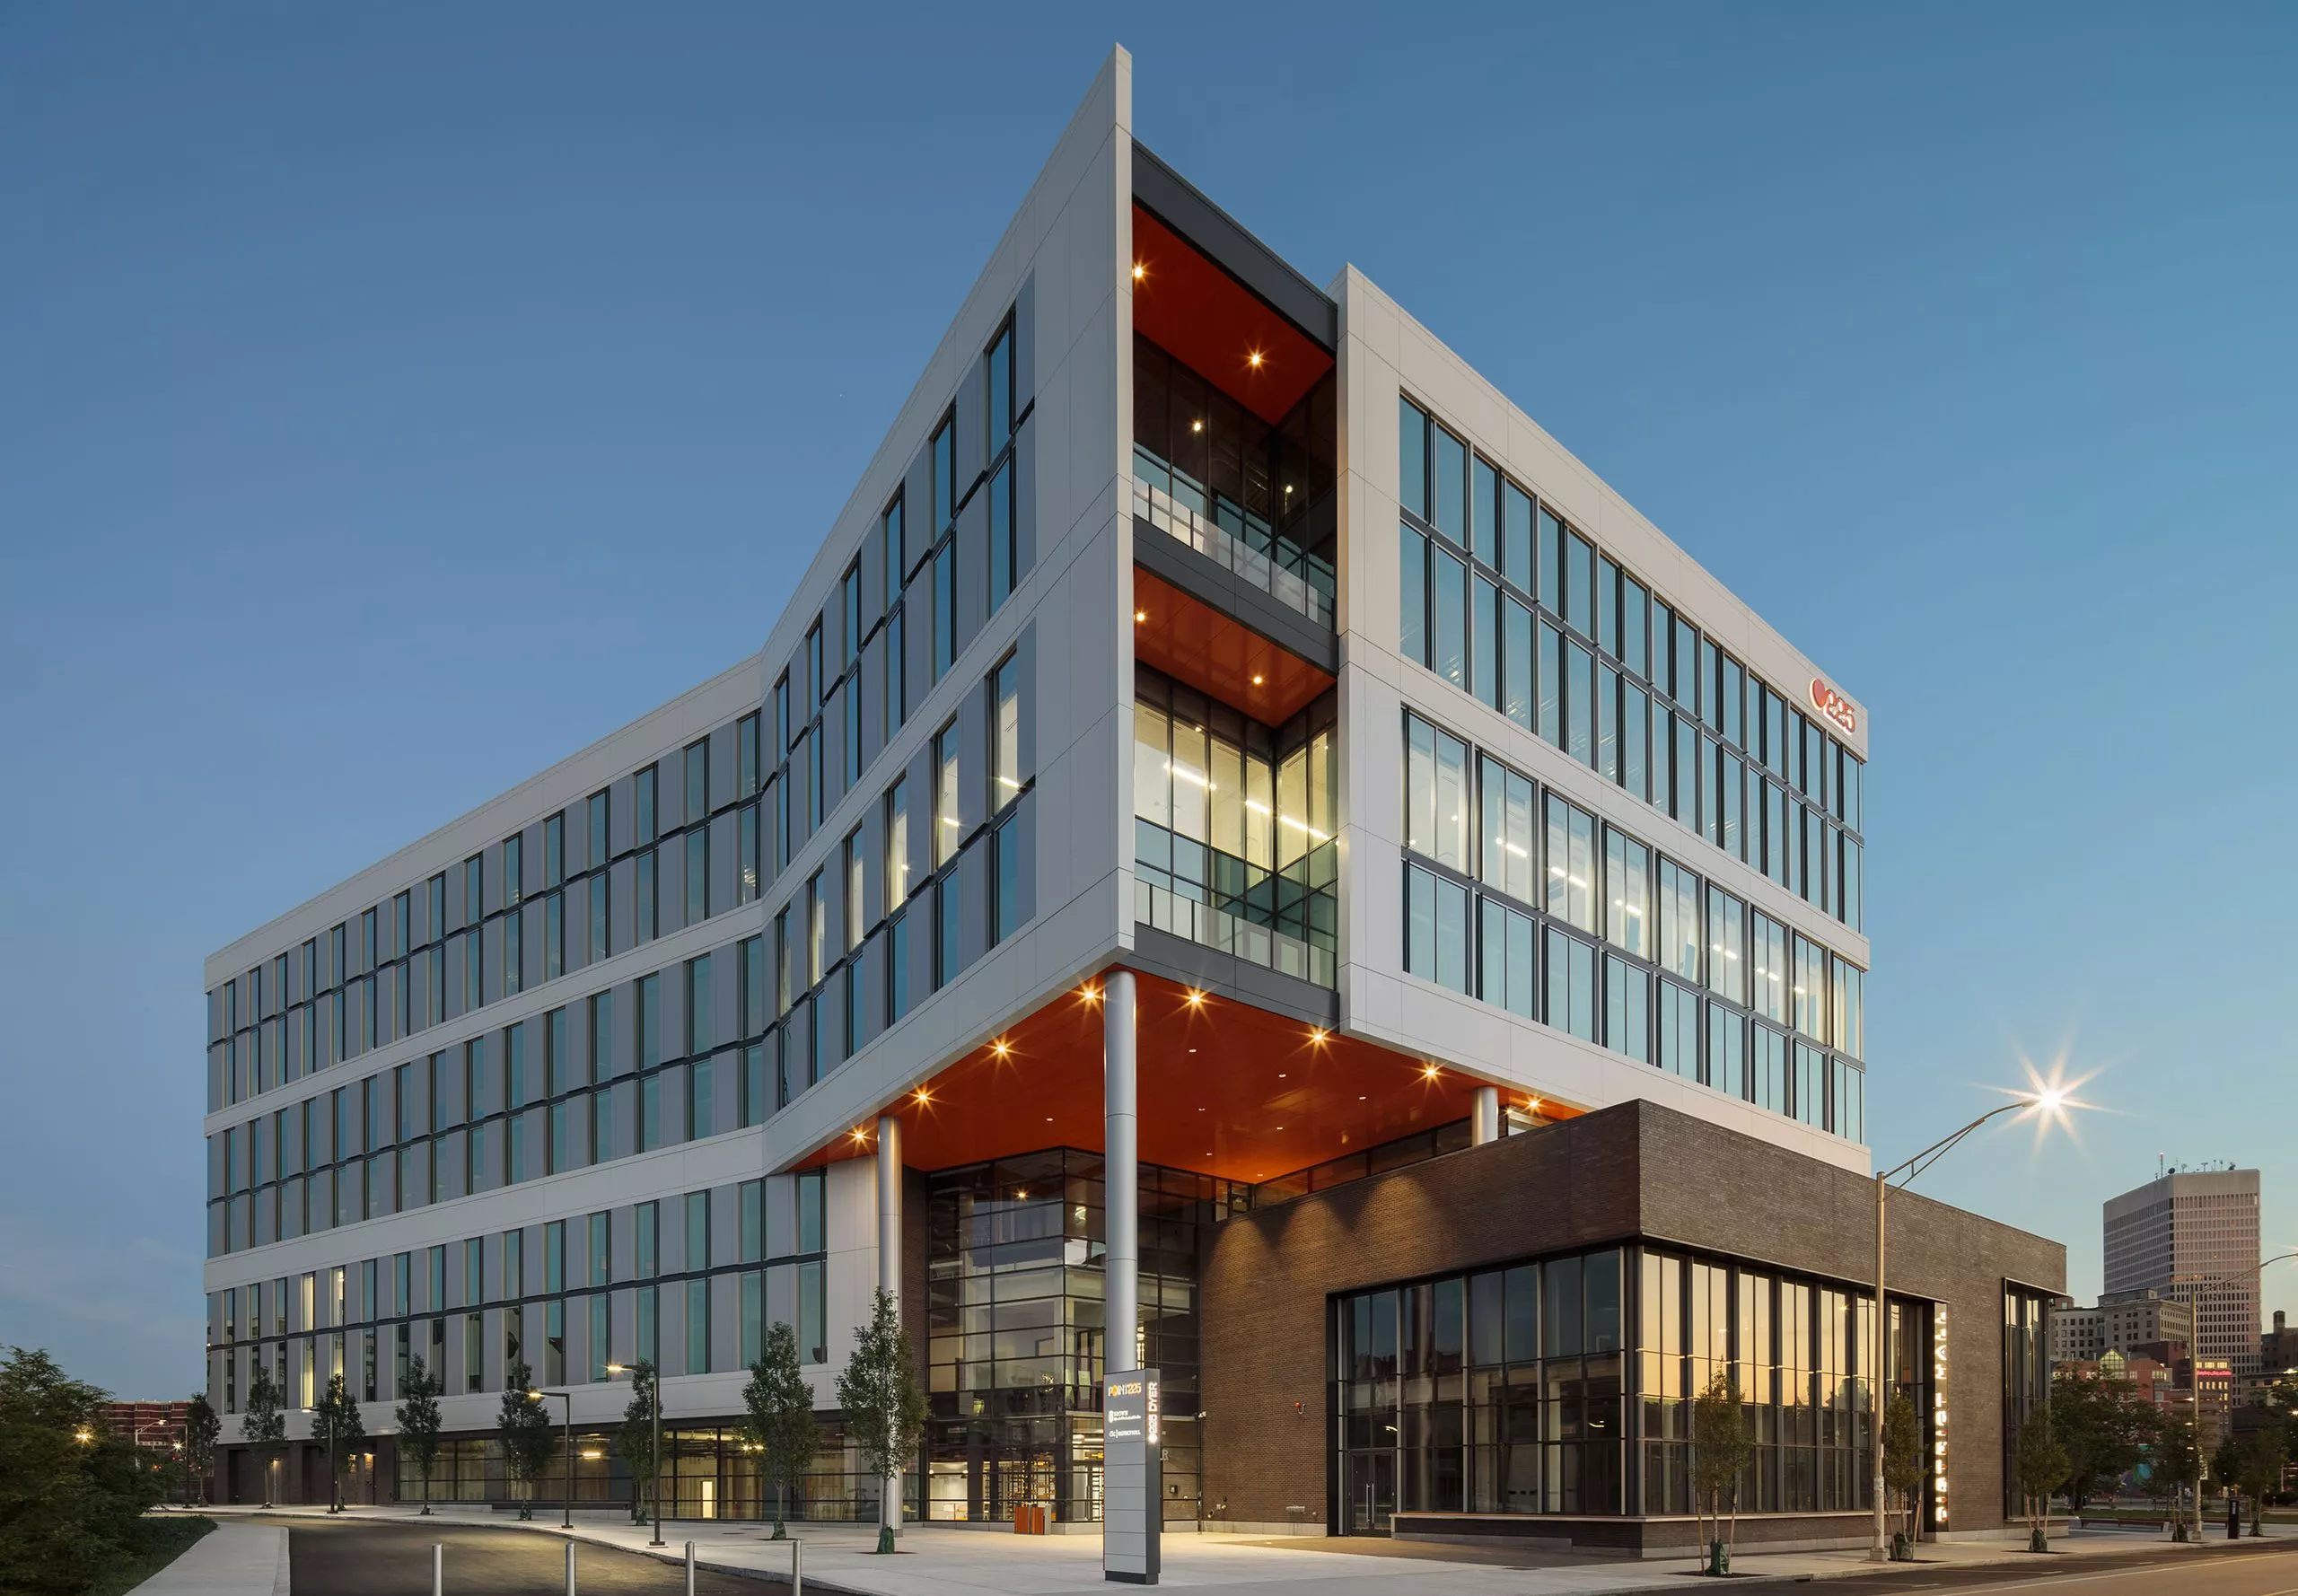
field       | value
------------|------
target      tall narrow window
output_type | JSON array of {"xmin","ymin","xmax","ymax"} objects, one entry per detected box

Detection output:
[
  {"xmin": 806, "ymin": 871, "xmax": 825, "ymax": 986},
  {"xmin": 987, "ymin": 460, "xmax": 1015, "ymax": 611},
  {"xmin": 933, "ymin": 721, "xmax": 960, "ymax": 867},
  {"xmin": 738, "ymin": 713, "xmax": 760, "ymax": 799},
  {"xmin": 845, "ymin": 829, "xmax": 866, "ymax": 953},
  {"xmin": 881, "ymin": 495, "xmax": 908, "ymax": 732},
  {"xmin": 542, "ymin": 814, "xmax": 564, "ymax": 889},
  {"xmin": 884, "ymin": 778, "xmax": 910, "ymax": 909},
  {"xmin": 931, "ymin": 545, "xmax": 954, "ymax": 682},
  {"xmin": 635, "ymin": 766, "xmax": 658, "ymax": 846},
  {"xmin": 588, "ymin": 790, "xmax": 610, "ymax": 866},
  {"xmin": 992, "ymin": 814, "xmax": 1022, "ymax": 946},
  {"xmin": 931, "ymin": 414, "xmax": 955, "ymax": 533},
  {"xmin": 501, "ymin": 837, "xmax": 522, "ymax": 908},
  {"xmin": 990, "ymin": 654, "xmax": 1022, "ymax": 812}
]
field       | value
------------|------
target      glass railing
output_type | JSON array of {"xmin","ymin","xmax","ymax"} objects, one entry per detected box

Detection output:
[
  {"xmin": 1131, "ymin": 446, "xmax": 1336, "ymax": 630},
  {"xmin": 1134, "ymin": 820, "xmax": 1336, "ymax": 987}
]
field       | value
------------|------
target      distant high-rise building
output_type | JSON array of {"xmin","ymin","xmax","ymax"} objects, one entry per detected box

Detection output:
[{"xmin": 2103, "ymin": 1168, "xmax": 2260, "ymax": 1372}]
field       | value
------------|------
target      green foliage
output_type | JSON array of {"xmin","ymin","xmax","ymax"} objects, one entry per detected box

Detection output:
[
  {"xmin": 81, "ymin": 1518, "xmax": 215, "ymax": 1596},
  {"xmin": 240, "ymin": 1365, "xmax": 285, "ymax": 1506},
  {"xmin": 612, "ymin": 1362, "xmax": 658, "ymax": 1524},
  {"xmin": 311, "ymin": 1374, "xmax": 365, "ymax": 1510},
  {"xmin": 2012, "ymin": 1407, "xmax": 2069, "ymax": 1544},
  {"xmin": 496, "ymin": 1358, "xmax": 555, "ymax": 1521},
  {"xmin": 0, "ymin": 1346, "xmax": 167, "ymax": 1596},
  {"xmin": 2150, "ymin": 1410, "xmax": 2201, "ymax": 1539},
  {"xmin": 392, "ymin": 1357, "xmax": 443, "ymax": 1513},
  {"xmin": 741, "ymin": 1324, "xmax": 820, "ymax": 1539},
  {"xmin": 1881, "ymin": 1391, "xmax": 1925, "ymax": 1543},
  {"xmin": 180, "ymin": 1395, "xmax": 219, "ymax": 1508},
  {"xmin": 2223, "ymin": 1421, "xmax": 2287, "ymax": 1533},
  {"xmin": 1688, "ymin": 1372, "xmax": 1751, "ymax": 1562},
  {"xmin": 835, "ymin": 1290, "xmax": 925, "ymax": 1554},
  {"xmin": 2048, "ymin": 1370, "xmax": 2154, "ymax": 1508}
]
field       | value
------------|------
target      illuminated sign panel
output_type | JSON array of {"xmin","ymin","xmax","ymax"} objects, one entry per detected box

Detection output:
[
  {"xmin": 1103, "ymin": 1370, "xmax": 1162, "ymax": 1584},
  {"xmin": 1931, "ymin": 1307, "xmax": 1949, "ymax": 1528},
  {"xmin": 1810, "ymin": 678, "xmax": 1858, "ymax": 736}
]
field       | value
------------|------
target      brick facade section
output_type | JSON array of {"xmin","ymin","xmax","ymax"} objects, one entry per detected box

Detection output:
[{"xmin": 1198, "ymin": 1099, "xmax": 2063, "ymax": 1541}]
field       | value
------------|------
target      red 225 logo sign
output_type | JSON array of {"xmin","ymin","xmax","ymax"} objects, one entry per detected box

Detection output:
[{"xmin": 1808, "ymin": 680, "xmax": 1857, "ymax": 736}]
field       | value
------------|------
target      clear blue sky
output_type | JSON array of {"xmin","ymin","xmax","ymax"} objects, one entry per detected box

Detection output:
[{"xmin": 3, "ymin": 4, "xmax": 2292, "ymax": 1396}]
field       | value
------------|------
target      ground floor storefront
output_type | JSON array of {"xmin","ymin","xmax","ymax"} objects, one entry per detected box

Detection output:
[{"xmin": 1199, "ymin": 1100, "xmax": 2065, "ymax": 1553}]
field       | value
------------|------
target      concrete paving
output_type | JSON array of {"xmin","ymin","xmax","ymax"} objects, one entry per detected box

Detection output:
[
  {"xmin": 123, "ymin": 1522, "xmax": 288, "ymax": 1596},
  {"xmin": 197, "ymin": 1504, "xmax": 2298, "ymax": 1596}
]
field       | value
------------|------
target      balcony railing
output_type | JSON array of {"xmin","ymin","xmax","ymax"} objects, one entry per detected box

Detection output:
[
  {"xmin": 1130, "ymin": 452, "xmax": 1336, "ymax": 630},
  {"xmin": 1134, "ymin": 822, "xmax": 1337, "ymax": 987}
]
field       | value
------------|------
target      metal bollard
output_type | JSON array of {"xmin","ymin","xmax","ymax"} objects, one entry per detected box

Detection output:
[
  {"xmin": 431, "ymin": 1544, "xmax": 443, "ymax": 1596},
  {"xmin": 565, "ymin": 1539, "xmax": 577, "ymax": 1595},
  {"xmin": 684, "ymin": 1539, "xmax": 696, "ymax": 1596},
  {"xmin": 793, "ymin": 1537, "xmax": 802, "ymax": 1596}
]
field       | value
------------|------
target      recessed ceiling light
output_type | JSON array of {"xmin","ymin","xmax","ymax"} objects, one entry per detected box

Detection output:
[
  {"xmin": 1251, "ymin": 673, "xmax": 1265, "ymax": 686},
  {"xmin": 1134, "ymin": 609, "xmax": 1146, "ymax": 623},
  {"xmin": 1277, "ymin": 1073, "xmax": 1286, "ymax": 1079},
  {"xmin": 1186, "ymin": 988, "xmax": 1205, "ymax": 1006},
  {"xmin": 1191, "ymin": 419, "xmax": 1203, "ymax": 434},
  {"xmin": 1309, "ymin": 1028, "xmax": 1328, "ymax": 1045},
  {"xmin": 1132, "ymin": 263, "xmax": 1146, "ymax": 281},
  {"xmin": 1423, "ymin": 1064, "xmax": 1441, "ymax": 1080},
  {"xmin": 1247, "ymin": 351, "xmax": 1264, "ymax": 369}
]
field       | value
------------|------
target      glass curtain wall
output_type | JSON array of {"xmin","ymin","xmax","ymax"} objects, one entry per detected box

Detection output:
[
  {"xmin": 1132, "ymin": 667, "xmax": 1338, "ymax": 985},
  {"xmin": 1336, "ymin": 1246, "xmax": 1927, "ymax": 1531},
  {"xmin": 1132, "ymin": 334, "xmax": 1337, "ymax": 601},
  {"xmin": 925, "ymin": 1149, "xmax": 1248, "ymax": 1525},
  {"xmin": 2000, "ymin": 1287, "xmax": 2051, "ymax": 1521}
]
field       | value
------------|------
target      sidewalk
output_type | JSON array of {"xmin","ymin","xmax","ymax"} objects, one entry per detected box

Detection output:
[
  {"xmin": 206, "ymin": 1504, "xmax": 2297, "ymax": 1595},
  {"xmin": 124, "ymin": 1523, "xmax": 288, "ymax": 1596}
]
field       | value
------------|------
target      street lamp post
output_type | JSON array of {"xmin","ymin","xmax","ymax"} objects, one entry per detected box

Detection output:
[
  {"xmin": 604, "ymin": 1363, "xmax": 664, "ymax": 1547},
  {"xmin": 531, "ymin": 1389, "xmax": 575, "ymax": 1530},
  {"xmin": 1868, "ymin": 1088, "xmax": 2069, "ymax": 1563}
]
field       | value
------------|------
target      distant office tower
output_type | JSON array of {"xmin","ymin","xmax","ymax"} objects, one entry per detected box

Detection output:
[{"xmin": 2103, "ymin": 1169, "xmax": 2260, "ymax": 1372}]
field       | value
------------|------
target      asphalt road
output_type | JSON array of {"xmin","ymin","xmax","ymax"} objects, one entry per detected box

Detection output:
[{"xmin": 271, "ymin": 1516, "xmax": 777, "ymax": 1594}]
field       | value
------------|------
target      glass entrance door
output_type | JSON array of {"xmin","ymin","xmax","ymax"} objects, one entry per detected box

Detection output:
[{"xmin": 1344, "ymin": 1449, "xmax": 1395, "ymax": 1532}]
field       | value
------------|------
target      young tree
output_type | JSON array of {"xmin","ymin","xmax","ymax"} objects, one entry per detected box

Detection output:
[
  {"xmin": 741, "ymin": 1323, "xmax": 820, "ymax": 1540},
  {"xmin": 1688, "ymin": 1372, "xmax": 1751, "ymax": 1574},
  {"xmin": 2012, "ymin": 1407, "xmax": 2068, "ymax": 1552},
  {"xmin": 2152, "ymin": 1413, "xmax": 2200, "ymax": 1542},
  {"xmin": 393, "ymin": 1356, "xmax": 444, "ymax": 1515},
  {"xmin": 496, "ymin": 1358, "xmax": 556, "ymax": 1521},
  {"xmin": 836, "ymin": 1289, "xmax": 926, "ymax": 1554},
  {"xmin": 311, "ymin": 1373, "xmax": 366, "ymax": 1513},
  {"xmin": 1881, "ymin": 1391, "xmax": 1925, "ymax": 1556},
  {"xmin": 612, "ymin": 1361, "xmax": 659, "ymax": 1525},
  {"xmin": 2049, "ymin": 1371, "xmax": 2152, "ymax": 1509},
  {"xmin": 2228, "ymin": 1422, "xmax": 2286, "ymax": 1537},
  {"xmin": 240, "ymin": 1364, "xmax": 286, "ymax": 1507},
  {"xmin": 182, "ymin": 1392, "xmax": 221, "ymax": 1509}
]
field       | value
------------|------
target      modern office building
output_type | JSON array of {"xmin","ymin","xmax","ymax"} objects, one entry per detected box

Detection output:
[
  {"xmin": 2048, "ymin": 1290, "xmax": 2193, "ymax": 1367},
  {"xmin": 200, "ymin": 49, "xmax": 2064, "ymax": 1552},
  {"xmin": 2104, "ymin": 1168, "xmax": 2262, "ymax": 1373}
]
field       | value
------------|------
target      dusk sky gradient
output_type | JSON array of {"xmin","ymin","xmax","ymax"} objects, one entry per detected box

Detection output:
[{"xmin": 3, "ymin": 4, "xmax": 2292, "ymax": 1395}]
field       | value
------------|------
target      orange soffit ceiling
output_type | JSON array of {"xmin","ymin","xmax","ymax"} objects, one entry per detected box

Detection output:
[
  {"xmin": 1132, "ymin": 570, "xmax": 1333, "ymax": 723},
  {"xmin": 1131, "ymin": 206, "xmax": 1330, "ymax": 426},
  {"xmin": 810, "ymin": 973, "xmax": 1562, "ymax": 1186}
]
